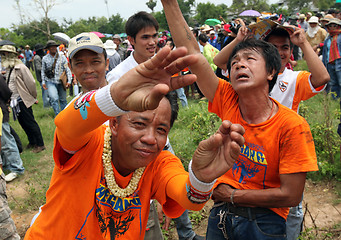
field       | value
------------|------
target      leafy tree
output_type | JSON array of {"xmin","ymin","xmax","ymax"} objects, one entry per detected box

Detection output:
[
  {"xmin": 13, "ymin": 19, "xmax": 62, "ymax": 47},
  {"xmin": 229, "ymin": 0, "xmax": 270, "ymax": 15},
  {"xmin": 0, "ymin": 28, "xmax": 25, "ymax": 47},
  {"xmin": 146, "ymin": 0, "xmax": 157, "ymax": 12},
  {"xmin": 195, "ymin": 3, "xmax": 228, "ymax": 25},
  {"xmin": 14, "ymin": 0, "xmax": 66, "ymax": 39}
]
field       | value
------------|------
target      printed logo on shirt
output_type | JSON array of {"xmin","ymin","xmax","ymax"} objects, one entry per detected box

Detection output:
[
  {"xmin": 76, "ymin": 182, "xmax": 142, "ymax": 240},
  {"xmin": 232, "ymin": 144, "xmax": 268, "ymax": 187},
  {"xmin": 279, "ymin": 80, "xmax": 288, "ymax": 92},
  {"xmin": 74, "ymin": 91, "xmax": 96, "ymax": 120}
]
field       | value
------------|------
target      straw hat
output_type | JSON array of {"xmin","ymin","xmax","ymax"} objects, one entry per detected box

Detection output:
[{"xmin": 0, "ymin": 45, "xmax": 17, "ymax": 54}]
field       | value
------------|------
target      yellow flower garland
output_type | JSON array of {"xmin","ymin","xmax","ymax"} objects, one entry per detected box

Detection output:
[{"xmin": 102, "ymin": 127, "xmax": 145, "ymax": 198}]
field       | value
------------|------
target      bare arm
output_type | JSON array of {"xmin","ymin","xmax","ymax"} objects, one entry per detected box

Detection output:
[
  {"xmin": 290, "ymin": 26, "xmax": 330, "ymax": 88},
  {"xmin": 161, "ymin": 0, "xmax": 218, "ymax": 102},
  {"xmin": 212, "ymin": 172, "xmax": 306, "ymax": 208}
]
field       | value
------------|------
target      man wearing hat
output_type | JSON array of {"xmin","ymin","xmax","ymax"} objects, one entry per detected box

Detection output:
[
  {"xmin": 41, "ymin": 40, "xmax": 72, "ymax": 116},
  {"xmin": 298, "ymin": 14, "xmax": 308, "ymax": 32},
  {"xmin": 112, "ymin": 34, "xmax": 127, "ymax": 61},
  {"xmin": 0, "ymin": 45, "xmax": 45, "ymax": 154},
  {"xmin": 306, "ymin": 16, "xmax": 327, "ymax": 51},
  {"xmin": 104, "ymin": 40, "xmax": 121, "ymax": 72},
  {"xmin": 24, "ymin": 45, "xmax": 34, "ymax": 70},
  {"xmin": 322, "ymin": 18, "xmax": 341, "ymax": 100}
]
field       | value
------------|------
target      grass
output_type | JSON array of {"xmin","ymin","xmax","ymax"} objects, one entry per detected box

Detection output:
[{"xmin": 6, "ymin": 63, "xmax": 341, "ymax": 239}]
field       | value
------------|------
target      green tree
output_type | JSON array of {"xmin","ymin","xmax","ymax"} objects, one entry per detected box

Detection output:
[
  {"xmin": 229, "ymin": 0, "xmax": 270, "ymax": 15},
  {"xmin": 195, "ymin": 3, "xmax": 228, "ymax": 25}
]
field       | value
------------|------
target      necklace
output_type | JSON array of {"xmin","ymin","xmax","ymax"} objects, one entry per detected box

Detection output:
[
  {"xmin": 266, "ymin": 99, "xmax": 275, "ymax": 121},
  {"xmin": 102, "ymin": 127, "xmax": 145, "ymax": 198}
]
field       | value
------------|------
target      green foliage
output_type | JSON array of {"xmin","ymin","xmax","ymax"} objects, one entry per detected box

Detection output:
[
  {"xmin": 229, "ymin": 0, "xmax": 270, "ymax": 15},
  {"xmin": 169, "ymin": 99, "xmax": 220, "ymax": 168},
  {"xmin": 299, "ymin": 93, "xmax": 341, "ymax": 181},
  {"xmin": 194, "ymin": 3, "xmax": 228, "ymax": 25}
]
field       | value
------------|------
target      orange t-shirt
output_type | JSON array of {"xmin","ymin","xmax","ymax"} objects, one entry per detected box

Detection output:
[
  {"xmin": 209, "ymin": 79, "xmax": 318, "ymax": 220},
  {"xmin": 25, "ymin": 91, "xmax": 205, "ymax": 240}
]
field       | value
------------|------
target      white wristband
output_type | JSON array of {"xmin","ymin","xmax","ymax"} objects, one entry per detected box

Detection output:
[
  {"xmin": 188, "ymin": 160, "xmax": 216, "ymax": 193},
  {"xmin": 95, "ymin": 84, "xmax": 129, "ymax": 117}
]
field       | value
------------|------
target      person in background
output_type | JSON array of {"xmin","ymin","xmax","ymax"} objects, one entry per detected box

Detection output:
[
  {"xmin": 41, "ymin": 40, "xmax": 72, "ymax": 116},
  {"xmin": 0, "ymin": 45, "xmax": 46, "ymax": 154},
  {"xmin": 306, "ymin": 16, "xmax": 327, "ymax": 54},
  {"xmin": 112, "ymin": 34, "xmax": 127, "ymax": 61},
  {"xmin": 322, "ymin": 18, "xmax": 341, "ymax": 99},
  {"xmin": 0, "ymin": 74, "xmax": 25, "ymax": 182},
  {"xmin": 298, "ymin": 14, "xmax": 308, "ymax": 32},
  {"xmin": 199, "ymin": 34, "xmax": 219, "ymax": 72},
  {"xmin": 24, "ymin": 45, "xmax": 34, "ymax": 70},
  {"xmin": 33, "ymin": 44, "xmax": 49, "ymax": 108},
  {"xmin": 104, "ymin": 40, "xmax": 121, "ymax": 72}
]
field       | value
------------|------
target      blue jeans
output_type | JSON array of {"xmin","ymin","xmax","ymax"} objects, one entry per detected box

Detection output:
[
  {"xmin": 46, "ymin": 81, "xmax": 67, "ymax": 116},
  {"xmin": 175, "ymin": 88, "xmax": 188, "ymax": 107},
  {"xmin": 207, "ymin": 202, "xmax": 287, "ymax": 240},
  {"xmin": 174, "ymin": 210, "xmax": 196, "ymax": 240},
  {"xmin": 0, "ymin": 122, "xmax": 25, "ymax": 174},
  {"xmin": 39, "ymin": 82, "xmax": 50, "ymax": 108},
  {"xmin": 327, "ymin": 63, "xmax": 341, "ymax": 99},
  {"xmin": 286, "ymin": 200, "xmax": 303, "ymax": 240}
]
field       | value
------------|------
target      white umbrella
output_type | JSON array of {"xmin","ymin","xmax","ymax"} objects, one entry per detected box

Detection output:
[{"xmin": 52, "ymin": 32, "xmax": 71, "ymax": 44}]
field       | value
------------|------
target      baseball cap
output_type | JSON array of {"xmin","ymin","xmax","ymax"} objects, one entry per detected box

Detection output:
[{"xmin": 68, "ymin": 32, "xmax": 104, "ymax": 59}]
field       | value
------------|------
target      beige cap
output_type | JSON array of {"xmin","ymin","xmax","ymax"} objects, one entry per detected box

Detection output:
[
  {"xmin": 68, "ymin": 32, "xmax": 104, "ymax": 59},
  {"xmin": 308, "ymin": 16, "xmax": 319, "ymax": 23}
]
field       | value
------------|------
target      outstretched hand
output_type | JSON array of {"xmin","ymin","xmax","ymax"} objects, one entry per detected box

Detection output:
[
  {"xmin": 191, "ymin": 121, "xmax": 245, "ymax": 183},
  {"xmin": 110, "ymin": 46, "xmax": 198, "ymax": 112}
]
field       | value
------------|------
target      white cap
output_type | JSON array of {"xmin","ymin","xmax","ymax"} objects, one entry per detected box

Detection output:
[
  {"xmin": 104, "ymin": 40, "xmax": 117, "ymax": 56},
  {"xmin": 68, "ymin": 32, "xmax": 104, "ymax": 59}
]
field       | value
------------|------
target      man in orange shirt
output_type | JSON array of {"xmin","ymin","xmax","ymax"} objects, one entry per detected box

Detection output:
[
  {"xmin": 24, "ymin": 32, "xmax": 245, "ymax": 240},
  {"xmin": 161, "ymin": 0, "xmax": 318, "ymax": 239}
]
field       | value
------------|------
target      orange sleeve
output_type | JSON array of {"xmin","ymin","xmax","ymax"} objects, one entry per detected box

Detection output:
[{"xmin": 54, "ymin": 91, "xmax": 109, "ymax": 152}]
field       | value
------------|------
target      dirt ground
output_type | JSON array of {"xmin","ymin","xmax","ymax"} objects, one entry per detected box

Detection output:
[{"xmin": 6, "ymin": 179, "xmax": 341, "ymax": 239}]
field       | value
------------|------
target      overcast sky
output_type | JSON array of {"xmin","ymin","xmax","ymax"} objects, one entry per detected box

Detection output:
[{"xmin": 0, "ymin": 0, "xmax": 237, "ymax": 29}]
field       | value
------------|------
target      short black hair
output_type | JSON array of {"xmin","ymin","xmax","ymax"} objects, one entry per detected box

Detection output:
[
  {"xmin": 227, "ymin": 38, "xmax": 281, "ymax": 93},
  {"xmin": 125, "ymin": 11, "xmax": 159, "ymax": 39},
  {"xmin": 198, "ymin": 34, "xmax": 208, "ymax": 43},
  {"xmin": 264, "ymin": 27, "xmax": 294, "ymax": 49}
]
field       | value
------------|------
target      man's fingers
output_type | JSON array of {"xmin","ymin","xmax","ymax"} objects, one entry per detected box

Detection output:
[
  {"xmin": 169, "ymin": 74, "xmax": 197, "ymax": 91},
  {"xmin": 165, "ymin": 54, "xmax": 199, "ymax": 76},
  {"xmin": 144, "ymin": 84, "xmax": 170, "ymax": 110}
]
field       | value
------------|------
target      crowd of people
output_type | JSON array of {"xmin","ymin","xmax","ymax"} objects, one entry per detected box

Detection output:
[{"xmin": 0, "ymin": 3, "xmax": 339, "ymax": 240}]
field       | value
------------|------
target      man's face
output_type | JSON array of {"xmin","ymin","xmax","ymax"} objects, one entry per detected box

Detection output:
[
  {"xmin": 309, "ymin": 23, "xmax": 318, "ymax": 28},
  {"xmin": 128, "ymin": 26, "xmax": 158, "ymax": 62},
  {"xmin": 49, "ymin": 46, "xmax": 57, "ymax": 55},
  {"xmin": 70, "ymin": 49, "xmax": 108, "ymax": 93},
  {"xmin": 110, "ymin": 98, "xmax": 171, "ymax": 176},
  {"xmin": 230, "ymin": 48, "xmax": 273, "ymax": 94},
  {"xmin": 113, "ymin": 38, "xmax": 121, "ymax": 47},
  {"xmin": 267, "ymin": 35, "xmax": 291, "ymax": 73}
]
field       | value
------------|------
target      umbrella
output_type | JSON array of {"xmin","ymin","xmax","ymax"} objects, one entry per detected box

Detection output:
[
  {"xmin": 239, "ymin": 10, "xmax": 261, "ymax": 17},
  {"xmin": 119, "ymin": 33, "xmax": 127, "ymax": 38},
  {"xmin": 52, "ymin": 32, "xmax": 70, "ymax": 44},
  {"xmin": 91, "ymin": 31, "xmax": 105, "ymax": 38},
  {"xmin": 205, "ymin": 18, "xmax": 221, "ymax": 26},
  {"xmin": 0, "ymin": 40, "xmax": 15, "ymax": 46}
]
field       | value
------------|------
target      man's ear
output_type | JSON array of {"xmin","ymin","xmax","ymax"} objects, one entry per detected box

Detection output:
[
  {"xmin": 105, "ymin": 58, "xmax": 109, "ymax": 72},
  {"xmin": 109, "ymin": 118, "xmax": 119, "ymax": 136},
  {"xmin": 127, "ymin": 36, "xmax": 135, "ymax": 47},
  {"xmin": 267, "ymin": 69, "xmax": 276, "ymax": 81}
]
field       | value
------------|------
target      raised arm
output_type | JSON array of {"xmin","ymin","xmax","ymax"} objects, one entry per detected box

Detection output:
[
  {"xmin": 161, "ymin": 0, "xmax": 218, "ymax": 102},
  {"xmin": 290, "ymin": 26, "xmax": 330, "ymax": 88},
  {"xmin": 214, "ymin": 26, "xmax": 250, "ymax": 71}
]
